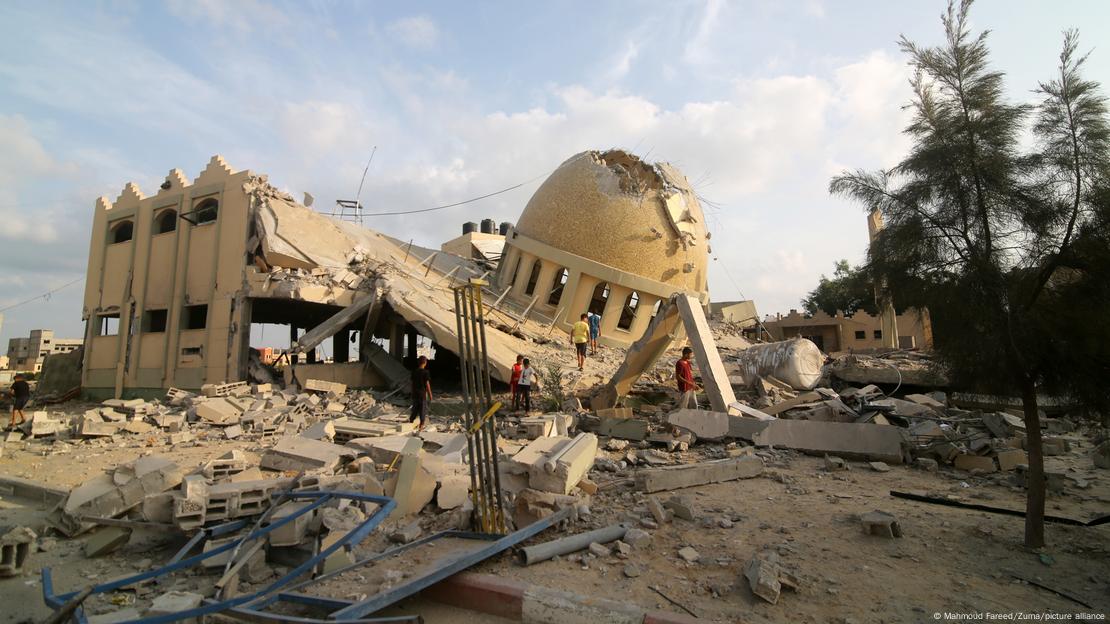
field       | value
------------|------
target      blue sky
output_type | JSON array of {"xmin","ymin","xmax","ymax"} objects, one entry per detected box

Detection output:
[{"xmin": 1, "ymin": 0, "xmax": 1107, "ymax": 348}]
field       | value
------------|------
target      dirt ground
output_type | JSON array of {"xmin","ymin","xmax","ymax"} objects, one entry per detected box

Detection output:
[{"xmin": 1, "ymin": 400, "xmax": 1107, "ymax": 624}]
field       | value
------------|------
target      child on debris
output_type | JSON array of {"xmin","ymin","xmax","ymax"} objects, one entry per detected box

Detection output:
[
  {"xmin": 409, "ymin": 356, "xmax": 432, "ymax": 431},
  {"xmin": 675, "ymin": 347, "xmax": 698, "ymax": 409},
  {"xmin": 571, "ymin": 314, "xmax": 589, "ymax": 371},
  {"xmin": 7, "ymin": 374, "xmax": 30, "ymax": 431},
  {"xmin": 587, "ymin": 311, "xmax": 602, "ymax": 355},
  {"xmin": 510, "ymin": 354, "xmax": 524, "ymax": 411},
  {"xmin": 517, "ymin": 358, "xmax": 536, "ymax": 414}
]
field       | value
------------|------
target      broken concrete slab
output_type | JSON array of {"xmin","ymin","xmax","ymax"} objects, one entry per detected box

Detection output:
[
  {"xmin": 751, "ymin": 420, "xmax": 906, "ymax": 464},
  {"xmin": 260, "ymin": 436, "xmax": 356, "ymax": 473},
  {"xmin": 147, "ymin": 591, "xmax": 203, "ymax": 619},
  {"xmin": 59, "ymin": 456, "xmax": 184, "ymax": 536},
  {"xmin": 954, "ymin": 454, "xmax": 997, "ymax": 473},
  {"xmin": 85, "ymin": 526, "xmax": 132, "ymax": 557},
  {"xmin": 304, "ymin": 378, "xmax": 347, "ymax": 394},
  {"xmin": 860, "ymin": 510, "xmax": 903, "ymax": 538},
  {"xmin": 635, "ymin": 456, "xmax": 763, "ymax": 493},
  {"xmin": 996, "ymin": 449, "xmax": 1027, "ymax": 471},
  {"xmin": 759, "ymin": 391, "xmax": 822, "ymax": 416},
  {"xmin": 436, "ymin": 474, "xmax": 470, "ymax": 510},
  {"xmin": 667, "ymin": 409, "xmax": 728, "ymax": 441},
  {"xmin": 743, "ymin": 553, "xmax": 799, "ymax": 605},
  {"xmin": 598, "ymin": 416, "xmax": 649, "ymax": 441}
]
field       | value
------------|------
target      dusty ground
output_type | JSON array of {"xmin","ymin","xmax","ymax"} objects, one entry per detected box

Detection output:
[{"xmin": 1, "ymin": 399, "xmax": 1107, "ymax": 624}]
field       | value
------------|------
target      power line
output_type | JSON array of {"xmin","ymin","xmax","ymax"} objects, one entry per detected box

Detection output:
[{"xmin": 0, "ymin": 277, "xmax": 85, "ymax": 313}]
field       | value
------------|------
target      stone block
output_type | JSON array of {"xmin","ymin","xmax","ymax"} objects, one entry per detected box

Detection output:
[
  {"xmin": 663, "ymin": 496, "xmax": 695, "ymax": 521},
  {"xmin": 598, "ymin": 417, "xmax": 649, "ymax": 441},
  {"xmin": 1094, "ymin": 441, "xmax": 1110, "ymax": 469},
  {"xmin": 268, "ymin": 501, "xmax": 315, "ymax": 547},
  {"xmin": 195, "ymin": 398, "xmax": 243, "ymax": 425},
  {"xmin": 305, "ymin": 379, "xmax": 347, "ymax": 394},
  {"xmin": 860, "ymin": 510, "xmax": 903, "ymax": 537},
  {"xmin": 635, "ymin": 456, "xmax": 763, "ymax": 493},
  {"xmin": 0, "ymin": 527, "xmax": 36, "ymax": 577},
  {"xmin": 677, "ymin": 546, "xmax": 699, "ymax": 563},
  {"xmin": 954, "ymin": 454, "xmax": 996, "ymax": 473},
  {"xmin": 996, "ymin": 449, "xmax": 1027, "ymax": 471},
  {"xmin": 667, "ymin": 409, "xmax": 728, "ymax": 440},
  {"xmin": 148, "ymin": 591, "xmax": 203, "ymax": 620},
  {"xmin": 528, "ymin": 433, "xmax": 598, "ymax": 495},
  {"xmin": 436, "ymin": 474, "xmax": 470, "ymax": 510}
]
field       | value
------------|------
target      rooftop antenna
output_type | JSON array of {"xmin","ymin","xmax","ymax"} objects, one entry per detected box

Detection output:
[{"xmin": 335, "ymin": 146, "xmax": 376, "ymax": 226}]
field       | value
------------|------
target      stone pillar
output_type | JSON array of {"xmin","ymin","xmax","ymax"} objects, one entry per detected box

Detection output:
[
  {"xmin": 389, "ymin": 321, "xmax": 405, "ymax": 359},
  {"xmin": 333, "ymin": 329, "xmax": 349, "ymax": 363},
  {"xmin": 533, "ymin": 260, "xmax": 561, "ymax": 308},
  {"xmin": 568, "ymin": 274, "xmax": 601, "ymax": 322},
  {"xmin": 406, "ymin": 326, "xmax": 418, "ymax": 362},
  {"xmin": 511, "ymin": 252, "xmax": 537, "ymax": 299},
  {"xmin": 627, "ymin": 292, "xmax": 659, "ymax": 340},
  {"xmin": 601, "ymin": 284, "xmax": 632, "ymax": 336}
]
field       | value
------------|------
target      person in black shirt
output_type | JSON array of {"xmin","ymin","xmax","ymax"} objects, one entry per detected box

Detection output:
[
  {"xmin": 8, "ymin": 374, "xmax": 30, "ymax": 430},
  {"xmin": 409, "ymin": 356, "xmax": 432, "ymax": 431}
]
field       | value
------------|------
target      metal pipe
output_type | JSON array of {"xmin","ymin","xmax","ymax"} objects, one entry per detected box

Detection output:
[
  {"xmin": 467, "ymin": 286, "xmax": 499, "ymax": 532},
  {"xmin": 517, "ymin": 524, "xmax": 628, "ymax": 566}
]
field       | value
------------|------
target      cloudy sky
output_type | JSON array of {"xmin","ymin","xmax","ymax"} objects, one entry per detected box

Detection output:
[{"xmin": 1, "ymin": 0, "xmax": 1107, "ymax": 347}]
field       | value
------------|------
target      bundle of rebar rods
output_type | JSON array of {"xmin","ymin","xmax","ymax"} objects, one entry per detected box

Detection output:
[{"xmin": 453, "ymin": 278, "xmax": 508, "ymax": 533}]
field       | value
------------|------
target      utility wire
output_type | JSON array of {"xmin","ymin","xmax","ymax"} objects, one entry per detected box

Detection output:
[
  {"xmin": 356, "ymin": 171, "xmax": 551, "ymax": 217},
  {"xmin": 0, "ymin": 277, "xmax": 85, "ymax": 313}
]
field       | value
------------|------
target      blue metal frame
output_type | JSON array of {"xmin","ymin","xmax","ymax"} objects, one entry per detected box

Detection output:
[
  {"xmin": 42, "ymin": 491, "xmax": 396, "ymax": 624},
  {"xmin": 238, "ymin": 506, "xmax": 573, "ymax": 621}
]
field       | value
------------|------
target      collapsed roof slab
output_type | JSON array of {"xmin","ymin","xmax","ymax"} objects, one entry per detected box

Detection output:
[{"xmin": 249, "ymin": 182, "xmax": 551, "ymax": 384}]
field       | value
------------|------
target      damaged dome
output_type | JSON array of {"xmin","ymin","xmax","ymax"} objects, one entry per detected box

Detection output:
[{"xmin": 512, "ymin": 149, "xmax": 709, "ymax": 292}]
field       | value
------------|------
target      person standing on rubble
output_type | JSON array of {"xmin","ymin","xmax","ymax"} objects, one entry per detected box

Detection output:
[
  {"xmin": 409, "ymin": 356, "xmax": 432, "ymax": 431},
  {"xmin": 587, "ymin": 311, "xmax": 602, "ymax": 355},
  {"xmin": 675, "ymin": 347, "xmax": 698, "ymax": 409},
  {"xmin": 510, "ymin": 354, "xmax": 524, "ymax": 412},
  {"xmin": 517, "ymin": 357, "xmax": 536, "ymax": 413},
  {"xmin": 571, "ymin": 313, "xmax": 590, "ymax": 371},
  {"xmin": 7, "ymin": 373, "xmax": 30, "ymax": 430}
]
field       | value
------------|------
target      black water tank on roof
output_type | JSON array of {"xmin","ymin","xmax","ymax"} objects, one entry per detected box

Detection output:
[
  {"xmin": 462, "ymin": 222, "xmax": 478, "ymax": 235},
  {"xmin": 499, "ymin": 221, "xmax": 512, "ymax": 235},
  {"xmin": 480, "ymin": 218, "xmax": 496, "ymax": 234}
]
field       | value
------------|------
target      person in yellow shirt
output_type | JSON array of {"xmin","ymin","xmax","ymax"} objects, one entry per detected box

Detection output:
[{"xmin": 570, "ymin": 313, "xmax": 590, "ymax": 371}]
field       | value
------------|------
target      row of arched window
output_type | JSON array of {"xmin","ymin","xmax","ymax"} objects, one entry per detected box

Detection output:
[
  {"xmin": 108, "ymin": 198, "xmax": 219, "ymax": 244},
  {"xmin": 514, "ymin": 258, "xmax": 660, "ymax": 331}
]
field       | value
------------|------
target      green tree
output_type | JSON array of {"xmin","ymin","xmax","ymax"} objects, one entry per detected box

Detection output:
[
  {"xmin": 830, "ymin": 1, "xmax": 1109, "ymax": 548},
  {"xmin": 801, "ymin": 260, "xmax": 877, "ymax": 316}
]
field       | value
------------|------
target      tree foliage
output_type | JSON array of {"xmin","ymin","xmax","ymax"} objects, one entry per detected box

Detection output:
[
  {"xmin": 801, "ymin": 260, "xmax": 877, "ymax": 317},
  {"xmin": 830, "ymin": 0, "xmax": 1110, "ymax": 548}
]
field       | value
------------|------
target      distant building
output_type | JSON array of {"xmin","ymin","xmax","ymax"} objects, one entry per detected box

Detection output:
[
  {"xmin": 761, "ymin": 308, "xmax": 933, "ymax": 354},
  {"xmin": 5, "ymin": 329, "xmax": 83, "ymax": 372}
]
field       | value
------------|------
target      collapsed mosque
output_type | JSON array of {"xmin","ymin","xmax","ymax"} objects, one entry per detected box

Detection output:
[{"xmin": 79, "ymin": 151, "xmax": 711, "ymax": 399}]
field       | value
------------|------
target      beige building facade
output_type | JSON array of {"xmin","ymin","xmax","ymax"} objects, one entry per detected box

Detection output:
[
  {"xmin": 5, "ymin": 329, "xmax": 82, "ymax": 373},
  {"xmin": 762, "ymin": 308, "xmax": 933, "ymax": 354},
  {"xmin": 495, "ymin": 150, "xmax": 710, "ymax": 348}
]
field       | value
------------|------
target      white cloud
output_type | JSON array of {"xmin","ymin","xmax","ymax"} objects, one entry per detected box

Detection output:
[
  {"xmin": 608, "ymin": 40, "xmax": 641, "ymax": 80},
  {"xmin": 386, "ymin": 15, "xmax": 439, "ymax": 49},
  {"xmin": 684, "ymin": 0, "xmax": 726, "ymax": 67}
]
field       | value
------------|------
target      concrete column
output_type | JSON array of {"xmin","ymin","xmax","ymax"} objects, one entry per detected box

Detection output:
[
  {"xmin": 498, "ymin": 246, "xmax": 520, "ymax": 290},
  {"xmin": 389, "ymin": 321, "xmax": 405, "ymax": 359},
  {"xmin": 533, "ymin": 260, "xmax": 561, "ymax": 308},
  {"xmin": 568, "ymin": 274, "xmax": 601, "ymax": 323},
  {"xmin": 406, "ymin": 326, "xmax": 418, "ymax": 362},
  {"xmin": 511, "ymin": 252, "xmax": 538, "ymax": 299},
  {"xmin": 333, "ymin": 329, "xmax": 349, "ymax": 363},
  {"xmin": 627, "ymin": 292, "xmax": 659, "ymax": 340},
  {"xmin": 601, "ymin": 284, "xmax": 632, "ymax": 336}
]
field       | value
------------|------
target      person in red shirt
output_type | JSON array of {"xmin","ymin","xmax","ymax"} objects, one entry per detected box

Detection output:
[
  {"xmin": 675, "ymin": 347, "xmax": 698, "ymax": 409},
  {"xmin": 510, "ymin": 354, "xmax": 524, "ymax": 411}
]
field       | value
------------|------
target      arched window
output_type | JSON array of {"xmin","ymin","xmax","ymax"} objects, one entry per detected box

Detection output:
[
  {"xmin": 154, "ymin": 209, "xmax": 177, "ymax": 234},
  {"xmin": 589, "ymin": 282, "xmax": 610, "ymax": 315},
  {"xmin": 650, "ymin": 299, "xmax": 663, "ymax": 321},
  {"xmin": 524, "ymin": 261, "xmax": 542, "ymax": 296},
  {"xmin": 618, "ymin": 291, "xmax": 639, "ymax": 330},
  {"xmin": 194, "ymin": 198, "xmax": 219, "ymax": 225},
  {"xmin": 110, "ymin": 220, "xmax": 133, "ymax": 244},
  {"xmin": 548, "ymin": 267, "xmax": 568, "ymax": 306}
]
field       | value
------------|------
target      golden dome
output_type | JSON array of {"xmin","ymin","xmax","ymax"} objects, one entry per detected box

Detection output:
[{"xmin": 513, "ymin": 150, "xmax": 709, "ymax": 293}]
